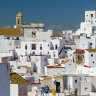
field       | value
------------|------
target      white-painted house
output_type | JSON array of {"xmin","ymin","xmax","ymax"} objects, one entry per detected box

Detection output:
[
  {"xmin": 64, "ymin": 75, "xmax": 91, "ymax": 96},
  {"xmin": 16, "ymin": 35, "xmax": 65, "ymax": 59},
  {"xmin": 73, "ymin": 11, "xmax": 96, "ymax": 37},
  {"xmin": 79, "ymin": 34, "xmax": 96, "ymax": 49},
  {"xmin": 85, "ymin": 49, "xmax": 96, "ymax": 67},
  {"xmin": 62, "ymin": 30, "xmax": 73, "ymax": 41},
  {"xmin": 10, "ymin": 72, "xmax": 32, "ymax": 96}
]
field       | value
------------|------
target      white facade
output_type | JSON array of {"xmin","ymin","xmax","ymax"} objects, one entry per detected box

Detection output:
[
  {"xmin": 79, "ymin": 34, "xmax": 96, "ymax": 49},
  {"xmin": 10, "ymin": 84, "xmax": 28, "ymax": 96},
  {"xmin": 10, "ymin": 55, "xmax": 49, "ymax": 74},
  {"xmin": 16, "ymin": 36, "xmax": 65, "ymax": 59},
  {"xmin": 62, "ymin": 30, "xmax": 73, "ymax": 41},
  {"xmin": 23, "ymin": 23, "xmax": 53, "ymax": 41},
  {"xmin": 73, "ymin": 11, "xmax": 96, "ymax": 37},
  {"xmin": 66, "ymin": 75, "xmax": 91, "ymax": 96},
  {"xmin": 85, "ymin": 50, "xmax": 96, "ymax": 67}
]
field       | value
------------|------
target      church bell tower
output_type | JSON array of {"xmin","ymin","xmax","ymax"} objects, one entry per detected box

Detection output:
[{"xmin": 16, "ymin": 11, "xmax": 23, "ymax": 28}]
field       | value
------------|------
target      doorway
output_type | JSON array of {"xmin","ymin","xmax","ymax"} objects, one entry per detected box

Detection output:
[{"xmin": 56, "ymin": 82, "xmax": 60, "ymax": 93}]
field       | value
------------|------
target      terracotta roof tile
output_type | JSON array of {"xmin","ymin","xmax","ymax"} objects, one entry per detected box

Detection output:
[
  {"xmin": 10, "ymin": 72, "xmax": 31, "ymax": 84},
  {"xmin": 73, "ymin": 49, "xmax": 85, "ymax": 54},
  {"xmin": 51, "ymin": 33, "xmax": 65, "ymax": 37},
  {"xmin": 0, "ymin": 28, "xmax": 23, "ymax": 35},
  {"xmin": 47, "ymin": 66, "xmax": 63, "ymax": 68},
  {"xmin": 86, "ymin": 49, "xmax": 96, "ymax": 52},
  {"xmin": 21, "ymin": 66, "xmax": 31, "ymax": 69}
]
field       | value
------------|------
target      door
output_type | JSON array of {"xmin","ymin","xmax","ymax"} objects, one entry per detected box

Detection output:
[{"xmin": 56, "ymin": 82, "xmax": 60, "ymax": 93}]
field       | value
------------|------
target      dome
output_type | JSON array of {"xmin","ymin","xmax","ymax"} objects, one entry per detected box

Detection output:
[{"xmin": 16, "ymin": 12, "xmax": 22, "ymax": 17}]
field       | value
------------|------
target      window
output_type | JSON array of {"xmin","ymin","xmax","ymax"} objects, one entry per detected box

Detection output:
[
  {"xmin": 91, "ymin": 54, "xmax": 93, "ymax": 57},
  {"xmin": 7, "ymin": 37, "xmax": 10, "ymax": 39},
  {"xmin": 18, "ymin": 66, "xmax": 20, "ymax": 69},
  {"xmin": 25, "ymin": 45, "xmax": 27, "ymax": 50},
  {"xmin": 75, "ymin": 80, "xmax": 77, "ymax": 83},
  {"xmin": 55, "ymin": 45, "xmax": 58, "ymax": 50},
  {"xmin": 90, "ymin": 43, "xmax": 92, "ymax": 45},
  {"xmin": 40, "ymin": 44, "xmax": 42, "ymax": 50},
  {"xmin": 9, "ymin": 42, "xmax": 12, "ymax": 46},
  {"xmin": 65, "ymin": 51, "xmax": 67, "ymax": 54},
  {"xmin": 16, "ymin": 37, "xmax": 19, "ymax": 40},
  {"xmin": 91, "ymin": 14, "xmax": 93, "ymax": 17},
  {"xmin": 85, "ymin": 87, "xmax": 88, "ymax": 91},
  {"xmin": 40, "ymin": 47, "xmax": 42, "ymax": 50},
  {"xmin": 32, "ymin": 44, "xmax": 36, "ymax": 50},
  {"xmin": 32, "ymin": 52, "xmax": 35, "ymax": 55},
  {"xmin": 45, "ymin": 58, "xmax": 47, "ymax": 61},
  {"xmin": 18, "ymin": 19, "xmax": 20, "ymax": 25}
]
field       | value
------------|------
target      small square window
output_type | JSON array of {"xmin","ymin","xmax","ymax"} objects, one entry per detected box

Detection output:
[
  {"xmin": 85, "ymin": 87, "xmax": 88, "ymax": 91},
  {"xmin": 25, "ymin": 45, "xmax": 27, "ymax": 50},
  {"xmin": 32, "ymin": 52, "xmax": 35, "ymax": 55},
  {"xmin": 91, "ymin": 14, "xmax": 93, "ymax": 17},
  {"xmin": 65, "ymin": 51, "xmax": 67, "ymax": 54},
  {"xmin": 90, "ymin": 43, "xmax": 92, "ymax": 45},
  {"xmin": 32, "ymin": 44, "xmax": 36, "ymax": 50},
  {"xmin": 40, "ymin": 47, "xmax": 42, "ymax": 50},
  {"xmin": 91, "ymin": 54, "xmax": 93, "ymax": 57},
  {"xmin": 75, "ymin": 80, "xmax": 77, "ymax": 83}
]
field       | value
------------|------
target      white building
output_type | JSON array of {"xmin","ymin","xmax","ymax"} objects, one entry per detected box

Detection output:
[
  {"xmin": 64, "ymin": 75, "xmax": 91, "ymax": 96},
  {"xmin": 62, "ymin": 30, "xmax": 73, "ymax": 41},
  {"xmin": 79, "ymin": 33, "xmax": 96, "ymax": 49},
  {"xmin": 10, "ymin": 72, "xmax": 31, "ymax": 96},
  {"xmin": 10, "ymin": 55, "xmax": 49, "ymax": 74},
  {"xmin": 16, "ymin": 35, "xmax": 65, "ymax": 59},
  {"xmin": 73, "ymin": 11, "xmax": 96, "ymax": 37},
  {"xmin": 85, "ymin": 49, "xmax": 96, "ymax": 67}
]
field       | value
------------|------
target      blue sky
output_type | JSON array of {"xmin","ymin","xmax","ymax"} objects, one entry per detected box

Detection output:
[{"xmin": 0, "ymin": 0, "xmax": 96, "ymax": 31}]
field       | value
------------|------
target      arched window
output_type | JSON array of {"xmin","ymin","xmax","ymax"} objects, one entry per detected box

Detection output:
[{"xmin": 18, "ymin": 19, "xmax": 20, "ymax": 25}]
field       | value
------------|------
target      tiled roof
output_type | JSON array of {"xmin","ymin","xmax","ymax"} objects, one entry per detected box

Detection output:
[
  {"xmin": 0, "ymin": 28, "xmax": 23, "ymax": 35},
  {"xmin": 31, "ymin": 82, "xmax": 41, "ymax": 85},
  {"xmin": 47, "ymin": 66, "xmax": 63, "ymax": 68},
  {"xmin": 51, "ymin": 33, "xmax": 65, "ymax": 37},
  {"xmin": 61, "ymin": 59, "xmax": 70, "ymax": 64},
  {"xmin": 10, "ymin": 72, "xmax": 31, "ymax": 84},
  {"xmin": 73, "ymin": 49, "xmax": 85, "ymax": 54},
  {"xmin": 86, "ymin": 49, "xmax": 96, "ymax": 52},
  {"xmin": 40, "ymin": 75, "xmax": 64, "ymax": 80},
  {"xmin": 21, "ymin": 66, "xmax": 31, "ymax": 69}
]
